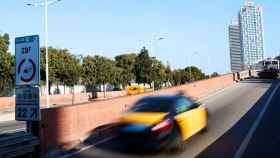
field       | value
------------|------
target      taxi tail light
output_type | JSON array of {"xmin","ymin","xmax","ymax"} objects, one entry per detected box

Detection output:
[{"xmin": 151, "ymin": 118, "xmax": 173, "ymax": 133}]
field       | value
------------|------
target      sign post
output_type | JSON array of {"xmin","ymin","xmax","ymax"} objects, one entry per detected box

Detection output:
[{"xmin": 15, "ymin": 35, "xmax": 41, "ymax": 157}]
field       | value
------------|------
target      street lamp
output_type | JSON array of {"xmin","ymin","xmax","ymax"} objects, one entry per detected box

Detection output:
[
  {"xmin": 188, "ymin": 51, "xmax": 199, "ymax": 82},
  {"xmin": 150, "ymin": 37, "xmax": 165, "ymax": 91},
  {"xmin": 149, "ymin": 37, "xmax": 165, "ymax": 57},
  {"xmin": 138, "ymin": 37, "xmax": 165, "ymax": 91},
  {"xmin": 26, "ymin": 0, "xmax": 62, "ymax": 108}
]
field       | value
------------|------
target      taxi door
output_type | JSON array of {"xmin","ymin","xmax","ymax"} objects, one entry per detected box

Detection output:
[{"xmin": 175, "ymin": 99, "xmax": 207, "ymax": 141}]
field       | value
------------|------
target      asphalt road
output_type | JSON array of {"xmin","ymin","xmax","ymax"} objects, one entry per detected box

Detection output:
[
  {"xmin": 64, "ymin": 79, "xmax": 277, "ymax": 158},
  {"xmin": 198, "ymin": 79, "xmax": 280, "ymax": 158}
]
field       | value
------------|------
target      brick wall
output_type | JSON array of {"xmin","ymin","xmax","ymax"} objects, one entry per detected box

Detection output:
[{"xmin": 39, "ymin": 74, "xmax": 235, "ymax": 153}]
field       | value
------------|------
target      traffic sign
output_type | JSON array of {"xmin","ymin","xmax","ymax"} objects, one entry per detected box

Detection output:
[
  {"xmin": 15, "ymin": 86, "xmax": 41, "ymax": 121},
  {"xmin": 15, "ymin": 35, "xmax": 40, "ymax": 86}
]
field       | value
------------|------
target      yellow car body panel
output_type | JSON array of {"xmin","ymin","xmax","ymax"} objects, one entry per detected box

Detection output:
[
  {"xmin": 175, "ymin": 107, "xmax": 207, "ymax": 141},
  {"xmin": 127, "ymin": 86, "xmax": 145, "ymax": 95},
  {"xmin": 119, "ymin": 112, "xmax": 168, "ymax": 125}
]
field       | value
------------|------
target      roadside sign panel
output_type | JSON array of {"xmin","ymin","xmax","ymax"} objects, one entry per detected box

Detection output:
[
  {"xmin": 15, "ymin": 35, "xmax": 40, "ymax": 86},
  {"xmin": 15, "ymin": 86, "xmax": 41, "ymax": 121}
]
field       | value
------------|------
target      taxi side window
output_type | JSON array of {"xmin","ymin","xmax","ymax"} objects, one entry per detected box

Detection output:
[{"xmin": 175, "ymin": 98, "xmax": 194, "ymax": 113}]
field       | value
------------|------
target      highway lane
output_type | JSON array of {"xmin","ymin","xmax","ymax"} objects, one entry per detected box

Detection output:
[
  {"xmin": 242, "ymin": 80, "xmax": 280, "ymax": 158},
  {"xmin": 197, "ymin": 79, "xmax": 280, "ymax": 158},
  {"xmin": 64, "ymin": 79, "xmax": 274, "ymax": 158}
]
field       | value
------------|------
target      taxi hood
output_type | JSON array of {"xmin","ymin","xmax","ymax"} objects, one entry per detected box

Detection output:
[{"xmin": 119, "ymin": 112, "xmax": 169, "ymax": 125}]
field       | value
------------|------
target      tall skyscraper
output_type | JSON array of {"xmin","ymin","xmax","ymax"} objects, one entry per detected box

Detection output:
[
  {"xmin": 239, "ymin": 0, "xmax": 265, "ymax": 68},
  {"xmin": 229, "ymin": 22, "xmax": 243, "ymax": 72},
  {"xmin": 229, "ymin": 0, "xmax": 265, "ymax": 72}
]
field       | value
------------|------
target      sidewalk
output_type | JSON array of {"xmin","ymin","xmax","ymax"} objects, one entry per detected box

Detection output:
[{"xmin": 0, "ymin": 108, "xmax": 15, "ymax": 123}]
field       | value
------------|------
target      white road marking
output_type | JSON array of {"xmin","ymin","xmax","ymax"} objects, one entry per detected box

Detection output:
[
  {"xmin": 233, "ymin": 81, "xmax": 280, "ymax": 158},
  {"xmin": 59, "ymin": 135, "xmax": 117, "ymax": 158},
  {"xmin": 198, "ymin": 83, "xmax": 237, "ymax": 102}
]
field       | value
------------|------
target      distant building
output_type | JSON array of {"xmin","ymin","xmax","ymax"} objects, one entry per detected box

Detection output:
[
  {"xmin": 239, "ymin": 0, "xmax": 265, "ymax": 69},
  {"xmin": 229, "ymin": 22, "xmax": 243, "ymax": 72},
  {"xmin": 229, "ymin": 0, "xmax": 265, "ymax": 72}
]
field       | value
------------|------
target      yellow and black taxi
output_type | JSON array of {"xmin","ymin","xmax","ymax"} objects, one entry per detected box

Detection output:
[{"xmin": 118, "ymin": 94, "xmax": 208, "ymax": 150}]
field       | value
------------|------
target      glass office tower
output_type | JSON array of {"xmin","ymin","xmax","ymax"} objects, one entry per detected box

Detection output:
[{"xmin": 239, "ymin": 0, "xmax": 265, "ymax": 69}]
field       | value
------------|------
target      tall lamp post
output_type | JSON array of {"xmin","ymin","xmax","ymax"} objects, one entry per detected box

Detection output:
[
  {"xmin": 139, "ymin": 37, "xmax": 165, "ymax": 91},
  {"xmin": 26, "ymin": 0, "xmax": 62, "ymax": 108},
  {"xmin": 188, "ymin": 51, "xmax": 199, "ymax": 82},
  {"xmin": 150, "ymin": 37, "xmax": 165, "ymax": 91}
]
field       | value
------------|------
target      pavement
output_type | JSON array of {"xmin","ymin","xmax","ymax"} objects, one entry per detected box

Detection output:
[
  {"xmin": 0, "ymin": 120, "xmax": 25, "ymax": 134},
  {"xmin": 0, "ymin": 108, "xmax": 26, "ymax": 134},
  {"xmin": 0, "ymin": 108, "xmax": 15, "ymax": 123},
  {"xmin": 60, "ymin": 79, "xmax": 277, "ymax": 158}
]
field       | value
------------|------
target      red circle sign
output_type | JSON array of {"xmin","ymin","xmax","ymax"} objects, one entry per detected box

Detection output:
[{"xmin": 17, "ymin": 58, "xmax": 36, "ymax": 82}]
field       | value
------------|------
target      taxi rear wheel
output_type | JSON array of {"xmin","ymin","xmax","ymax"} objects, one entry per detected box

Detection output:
[{"xmin": 168, "ymin": 123, "xmax": 185, "ymax": 152}]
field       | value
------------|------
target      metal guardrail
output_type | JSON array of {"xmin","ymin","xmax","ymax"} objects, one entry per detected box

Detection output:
[{"xmin": 0, "ymin": 131, "xmax": 39, "ymax": 158}]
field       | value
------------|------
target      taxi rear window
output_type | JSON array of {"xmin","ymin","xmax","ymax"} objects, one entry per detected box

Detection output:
[{"xmin": 130, "ymin": 98, "xmax": 174, "ymax": 112}]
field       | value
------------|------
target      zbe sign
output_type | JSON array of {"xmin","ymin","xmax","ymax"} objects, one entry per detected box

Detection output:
[{"xmin": 15, "ymin": 35, "xmax": 40, "ymax": 86}]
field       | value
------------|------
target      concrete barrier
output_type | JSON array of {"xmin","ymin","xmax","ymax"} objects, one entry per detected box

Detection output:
[
  {"xmin": 232, "ymin": 70, "xmax": 260, "ymax": 82},
  {"xmin": 39, "ymin": 74, "xmax": 235, "ymax": 154}
]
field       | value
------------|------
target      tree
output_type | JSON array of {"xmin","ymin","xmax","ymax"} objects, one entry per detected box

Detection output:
[
  {"xmin": 134, "ymin": 47, "xmax": 153, "ymax": 85},
  {"xmin": 165, "ymin": 62, "xmax": 172, "ymax": 86},
  {"xmin": 185, "ymin": 66, "xmax": 206, "ymax": 81},
  {"xmin": 170, "ymin": 66, "xmax": 206, "ymax": 86},
  {"xmin": 110, "ymin": 66, "xmax": 125, "ymax": 88},
  {"xmin": 56, "ymin": 50, "xmax": 81, "ymax": 87},
  {"xmin": 115, "ymin": 53, "xmax": 137, "ymax": 85},
  {"xmin": 91, "ymin": 55, "xmax": 117, "ymax": 97},
  {"xmin": 0, "ymin": 33, "xmax": 9, "ymax": 53},
  {"xmin": 40, "ymin": 47, "xmax": 82, "ymax": 95},
  {"xmin": 171, "ymin": 69, "xmax": 184, "ymax": 86},
  {"xmin": 211, "ymin": 72, "xmax": 220, "ymax": 77},
  {"xmin": 151, "ymin": 58, "xmax": 167, "ymax": 89},
  {"xmin": 82, "ymin": 55, "xmax": 99, "ymax": 99},
  {"xmin": 40, "ymin": 47, "xmax": 59, "ymax": 92},
  {"xmin": 0, "ymin": 33, "xmax": 14, "ymax": 96}
]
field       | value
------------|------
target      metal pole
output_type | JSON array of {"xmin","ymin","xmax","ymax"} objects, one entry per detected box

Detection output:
[
  {"xmin": 189, "ymin": 65, "xmax": 192, "ymax": 82},
  {"xmin": 150, "ymin": 40, "xmax": 155, "ymax": 92},
  {"xmin": 45, "ymin": 0, "xmax": 50, "ymax": 108},
  {"xmin": 187, "ymin": 56, "xmax": 192, "ymax": 82}
]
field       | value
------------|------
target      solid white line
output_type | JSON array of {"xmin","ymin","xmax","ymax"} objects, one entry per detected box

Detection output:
[
  {"xmin": 233, "ymin": 81, "xmax": 280, "ymax": 158},
  {"xmin": 59, "ymin": 135, "xmax": 116, "ymax": 158},
  {"xmin": 198, "ymin": 83, "xmax": 238, "ymax": 102}
]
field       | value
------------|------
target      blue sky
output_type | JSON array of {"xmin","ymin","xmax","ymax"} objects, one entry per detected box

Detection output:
[{"xmin": 0, "ymin": 0, "xmax": 279, "ymax": 74}]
